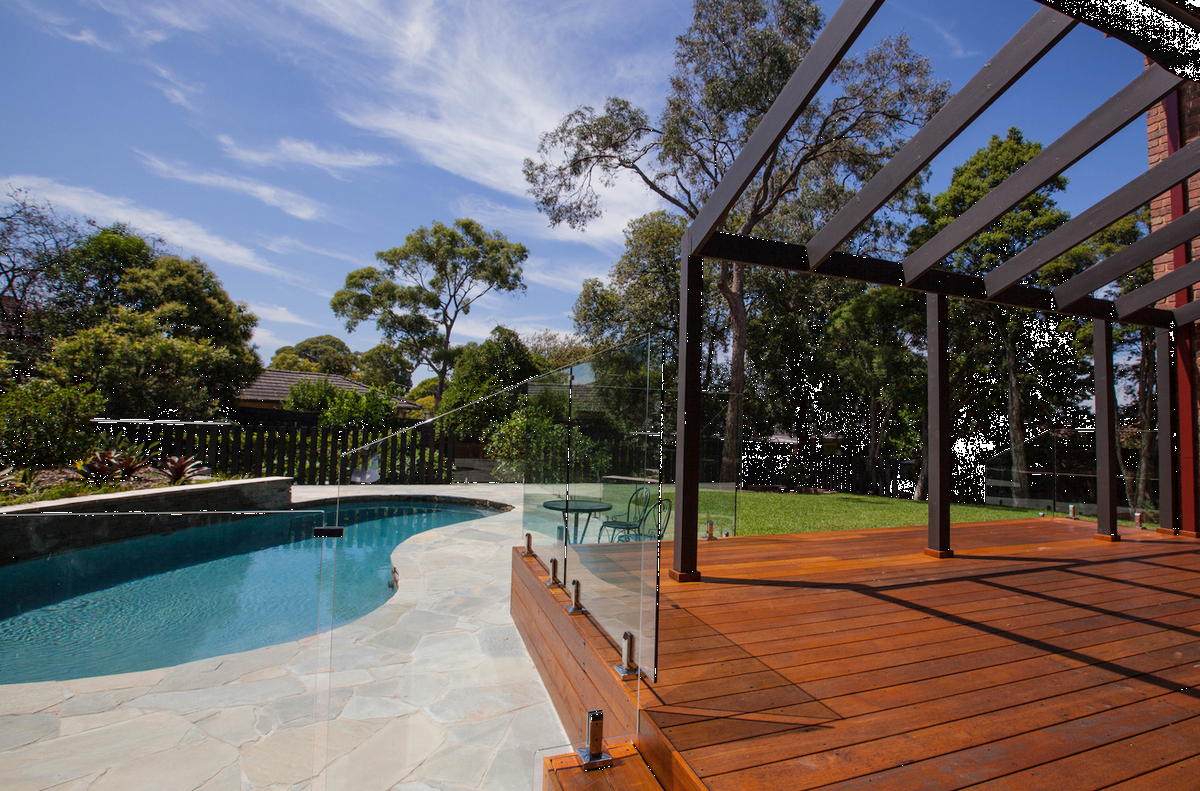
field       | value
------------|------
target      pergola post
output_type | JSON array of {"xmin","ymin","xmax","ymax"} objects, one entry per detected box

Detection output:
[
  {"xmin": 1094, "ymin": 320, "xmax": 1120, "ymax": 541},
  {"xmin": 671, "ymin": 253, "xmax": 703, "ymax": 582},
  {"xmin": 1178, "ymin": 328, "xmax": 1200, "ymax": 536},
  {"xmin": 1157, "ymin": 328, "xmax": 1181, "ymax": 535},
  {"xmin": 926, "ymin": 294, "xmax": 952, "ymax": 558}
]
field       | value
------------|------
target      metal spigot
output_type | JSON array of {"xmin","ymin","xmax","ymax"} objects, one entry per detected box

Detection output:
[
  {"xmin": 522, "ymin": 532, "xmax": 536, "ymax": 556},
  {"xmin": 613, "ymin": 631, "xmax": 639, "ymax": 679},
  {"xmin": 545, "ymin": 557, "xmax": 563, "ymax": 588},
  {"xmin": 567, "ymin": 579, "xmax": 586, "ymax": 614},
  {"xmin": 575, "ymin": 710, "xmax": 613, "ymax": 771}
]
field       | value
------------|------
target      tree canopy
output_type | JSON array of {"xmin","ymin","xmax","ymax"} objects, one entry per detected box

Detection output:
[
  {"xmin": 331, "ymin": 218, "xmax": 527, "ymax": 409},
  {"xmin": 526, "ymin": 0, "xmax": 947, "ymax": 478},
  {"xmin": 439, "ymin": 326, "xmax": 544, "ymax": 440}
]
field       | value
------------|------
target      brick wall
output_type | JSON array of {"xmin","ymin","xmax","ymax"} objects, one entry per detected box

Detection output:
[
  {"xmin": 1148, "ymin": 80, "xmax": 1200, "ymax": 307},
  {"xmin": 1147, "ymin": 76, "xmax": 1200, "ymax": 529}
]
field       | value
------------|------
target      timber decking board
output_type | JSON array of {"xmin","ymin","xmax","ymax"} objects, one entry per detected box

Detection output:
[{"xmin": 642, "ymin": 519, "xmax": 1200, "ymax": 789}]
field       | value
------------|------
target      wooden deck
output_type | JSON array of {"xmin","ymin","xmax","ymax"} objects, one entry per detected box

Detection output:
[{"xmin": 514, "ymin": 517, "xmax": 1200, "ymax": 790}]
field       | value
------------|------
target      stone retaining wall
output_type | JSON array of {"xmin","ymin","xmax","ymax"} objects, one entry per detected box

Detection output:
[{"xmin": 0, "ymin": 477, "xmax": 293, "ymax": 566}]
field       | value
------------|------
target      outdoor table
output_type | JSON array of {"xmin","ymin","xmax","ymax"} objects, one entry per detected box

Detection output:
[{"xmin": 541, "ymin": 499, "xmax": 612, "ymax": 544}]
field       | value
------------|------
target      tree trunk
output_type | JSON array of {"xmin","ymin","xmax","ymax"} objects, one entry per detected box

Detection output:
[
  {"xmin": 718, "ymin": 260, "xmax": 746, "ymax": 484},
  {"xmin": 913, "ymin": 406, "xmax": 928, "ymax": 501},
  {"xmin": 1136, "ymin": 328, "xmax": 1156, "ymax": 512},
  {"xmin": 998, "ymin": 315, "xmax": 1030, "ymax": 502}
]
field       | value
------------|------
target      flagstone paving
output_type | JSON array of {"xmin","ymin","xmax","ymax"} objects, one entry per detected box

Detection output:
[{"xmin": 0, "ymin": 484, "xmax": 569, "ymax": 790}]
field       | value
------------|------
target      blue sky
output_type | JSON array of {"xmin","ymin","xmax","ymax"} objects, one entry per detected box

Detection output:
[{"xmin": 1, "ymin": 0, "xmax": 1151, "ymax": 370}]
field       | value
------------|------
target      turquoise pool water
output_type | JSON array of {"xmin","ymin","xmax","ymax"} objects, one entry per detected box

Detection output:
[{"xmin": 0, "ymin": 501, "xmax": 491, "ymax": 683}]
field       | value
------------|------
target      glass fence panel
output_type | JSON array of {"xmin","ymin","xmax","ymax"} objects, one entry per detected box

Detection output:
[
  {"xmin": 984, "ymin": 428, "xmax": 1161, "ymax": 522},
  {"xmin": 0, "ymin": 508, "xmax": 335, "ymax": 788},
  {"xmin": 554, "ymin": 337, "xmax": 663, "ymax": 712}
]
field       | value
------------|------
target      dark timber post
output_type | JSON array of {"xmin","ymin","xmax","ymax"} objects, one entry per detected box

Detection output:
[
  {"xmin": 671, "ymin": 252, "xmax": 703, "ymax": 582},
  {"xmin": 926, "ymin": 294, "xmax": 953, "ymax": 558},
  {"xmin": 1157, "ymin": 328, "xmax": 1181, "ymax": 535},
  {"xmin": 1094, "ymin": 319, "xmax": 1120, "ymax": 541}
]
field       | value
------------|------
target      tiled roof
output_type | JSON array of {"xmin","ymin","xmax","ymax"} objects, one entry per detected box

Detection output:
[{"xmin": 239, "ymin": 369, "xmax": 418, "ymax": 409}]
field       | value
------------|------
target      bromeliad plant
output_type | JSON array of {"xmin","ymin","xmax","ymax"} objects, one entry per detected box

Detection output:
[
  {"xmin": 0, "ymin": 465, "xmax": 28, "ymax": 494},
  {"xmin": 75, "ymin": 450, "xmax": 126, "ymax": 484},
  {"xmin": 157, "ymin": 455, "xmax": 206, "ymax": 485}
]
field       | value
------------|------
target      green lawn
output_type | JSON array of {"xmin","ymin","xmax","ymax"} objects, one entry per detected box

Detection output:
[{"xmin": 675, "ymin": 490, "xmax": 1129, "ymax": 536}]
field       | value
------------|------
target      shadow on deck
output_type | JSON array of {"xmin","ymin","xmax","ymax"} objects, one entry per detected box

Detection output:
[{"xmin": 514, "ymin": 518, "xmax": 1200, "ymax": 790}]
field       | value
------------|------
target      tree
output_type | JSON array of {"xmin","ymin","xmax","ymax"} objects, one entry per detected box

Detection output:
[
  {"xmin": 42, "ymin": 224, "xmax": 156, "ymax": 339},
  {"xmin": 525, "ymin": 0, "xmax": 946, "ymax": 479},
  {"xmin": 907, "ymin": 128, "xmax": 1088, "ymax": 501},
  {"xmin": 439, "ymin": 326, "xmax": 544, "ymax": 440},
  {"xmin": 0, "ymin": 379, "xmax": 105, "ymax": 468},
  {"xmin": 0, "ymin": 189, "xmax": 79, "ymax": 371},
  {"xmin": 271, "ymin": 335, "xmax": 357, "ymax": 376},
  {"xmin": 825, "ymin": 287, "xmax": 923, "ymax": 491},
  {"xmin": 283, "ymin": 378, "xmax": 340, "ymax": 413},
  {"xmin": 319, "ymin": 388, "xmax": 406, "ymax": 430},
  {"xmin": 117, "ymin": 256, "xmax": 260, "ymax": 410},
  {"xmin": 573, "ymin": 211, "xmax": 730, "ymax": 388},
  {"xmin": 331, "ymin": 218, "xmax": 527, "ymax": 409},
  {"xmin": 524, "ymin": 329, "xmax": 592, "ymax": 370},
  {"xmin": 743, "ymin": 268, "xmax": 854, "ymax": 444},
  {"xmin": 49, "ymin": 309, "xmax": 245, "ymax": 420},
  {"xmin": 358, "ymin": 342, "xmax": 414, "ymax": 391}
]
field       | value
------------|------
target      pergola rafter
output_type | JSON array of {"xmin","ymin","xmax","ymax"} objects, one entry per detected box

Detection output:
[{"xmin": 672, "ymin": 0, "xmax": 1200, "ymax": 582}]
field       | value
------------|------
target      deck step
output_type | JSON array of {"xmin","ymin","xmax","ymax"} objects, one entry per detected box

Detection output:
[{"xmin": 543, "ymin": 741, "xmax": 663, "ymax": 791}]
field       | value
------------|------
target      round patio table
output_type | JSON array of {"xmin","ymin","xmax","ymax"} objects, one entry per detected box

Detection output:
[{"xmin": 541, "ymin": 499, "xmax": 612, "ymax": 544}]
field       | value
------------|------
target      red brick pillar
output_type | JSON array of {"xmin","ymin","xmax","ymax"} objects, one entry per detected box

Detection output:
[{"xmin": 1148, "ymin": 82, "xmax": 1200, "ymax": 534}]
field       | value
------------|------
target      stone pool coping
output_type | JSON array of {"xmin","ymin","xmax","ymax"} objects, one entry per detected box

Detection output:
[{"xmin": 0, "ymin": 483, "xmax": 569, "ymax": 791}]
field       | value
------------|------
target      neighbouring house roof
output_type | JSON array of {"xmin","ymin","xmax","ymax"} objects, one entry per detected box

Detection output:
[{"xmin": 239, "ymin": 369, "xmax": 419, "ymax": 410}]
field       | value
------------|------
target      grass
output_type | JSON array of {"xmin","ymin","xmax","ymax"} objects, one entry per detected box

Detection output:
[{"xmin": 678, "ymin": 490, "xmax": 1137, "ymax": 536}]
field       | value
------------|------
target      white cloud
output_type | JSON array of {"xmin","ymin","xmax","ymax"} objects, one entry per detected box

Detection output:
[
  {"xmin": 260, "ymin": 236, "xmax": 372, "ymax": 267},
  {"xmin": 137, "ymin": 151, "xmax": 326, "ymax": 220},
  {"xmin": 148, "ymin": 64, "xmax": 201, "ymax": 110},
  {"xmin": 251, "ymin": 325, "xmax": 289, "ymax": 355},
  {"xmin": 249, "ymin": 303, "xmax": 325, "ymax": 327},
  {"xmin": 7, "ymin": 175, "xmax": 328, "ymax": 293},
  {"xmin": 10, "ymin": 0, "xmax": 120, "ymax": 50},
  {"xmin": 522, "ymin": 255, "xmax": 607, "ymax": 294},
  {"xmin": 52, "ymin": 0, "xmax": 673, "ymax": 239},
  {"xmin": 218, "ymin": 135, "xmax": 393, "ymax": 177},
  {"xmin": 453, "ymin": 193, "xmax": 658, "ymax": 255}
]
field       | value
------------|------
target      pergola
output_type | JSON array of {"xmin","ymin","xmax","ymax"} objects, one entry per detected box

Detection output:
[{"xmin": 671, "ymin": 0, "xmax": 1200, "ymax": 582}]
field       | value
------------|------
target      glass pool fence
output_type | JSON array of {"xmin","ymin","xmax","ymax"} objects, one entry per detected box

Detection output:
[{"xmin": 984, "ymin": 428, "xmax": 1162, "ymax": 522}]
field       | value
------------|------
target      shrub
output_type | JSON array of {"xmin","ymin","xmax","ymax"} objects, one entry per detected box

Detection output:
[
  {"xmin": 0, "ymin": 379, "xmax": 106, "ymax": 468},
  {"xmin": 283, "ymin": 378, "xmax": 339, "ymax": 412},
  {"xmin": 320, "ymin": 388, "xmax": 404, "ymax": 430}
]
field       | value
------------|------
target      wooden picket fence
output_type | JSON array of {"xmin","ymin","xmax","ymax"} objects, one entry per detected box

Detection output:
[{"xmin": 100, "ymin": 423, "xmax": 454, "ymax": 484}]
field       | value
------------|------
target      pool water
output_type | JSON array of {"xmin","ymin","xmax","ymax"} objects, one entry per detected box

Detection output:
[{"xmin": 0, "ymin": 501, "xmax": 491, "ymax": 683}]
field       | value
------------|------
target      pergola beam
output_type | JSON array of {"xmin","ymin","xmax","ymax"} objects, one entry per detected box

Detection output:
[
  {"xmin": 902, "ymin": 65, "xmax": 1183, "ymax": 284},
  {"xmin": 697, "ymin": 232, "xmax": 1175, "ymax": 327},
  {"xmin": 984, "ymin": 136, "xmax": 1200, "ymax": 297},
  {"xmin": 808, "ymin": 7, "xmax": 1076, "ymax": 270},
  {"xmin": 1053, "ymin": 208, "xmax": 1200, "ymax": 309},
  {"xmin": 1115, "ymin": 258, "xmax": 1200, "ymax": 318},
  {"xmin": 1175, "ymin": 298, "xmax": 1200, "ymax": 326},
  {"xmin": 681, "ymin": 0, "xmax": 886, "ymax": 258}
]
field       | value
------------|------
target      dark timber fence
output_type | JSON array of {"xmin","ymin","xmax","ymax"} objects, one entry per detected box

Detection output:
[{"xmin": 96, "ymin": 422, "xmax": 454, "ymax": 484}]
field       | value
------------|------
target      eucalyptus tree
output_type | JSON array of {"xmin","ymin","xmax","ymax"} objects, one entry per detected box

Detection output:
[
  {"xmin": 573, "ymin": 211, "xmax": 730, "ymax": 390},
  {"xmin": 331, "ymin": 218, "xmax": 527, "ymax": 408},
  {"xmin": 907, "ymin": 128, "xmax": 1089, "ymax": 501},
  {"xmin": 525, "ymin": 0, "xmax": 946, "ymax": 478}
]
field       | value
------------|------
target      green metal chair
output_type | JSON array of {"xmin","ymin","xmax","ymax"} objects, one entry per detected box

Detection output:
[
  {"xmin": 598, "ymin": 486, "xmax": 652, "ymax": 542},
  {"xmin": 617, "ymin": 499, "xmax": 672, "ymax": 542}
]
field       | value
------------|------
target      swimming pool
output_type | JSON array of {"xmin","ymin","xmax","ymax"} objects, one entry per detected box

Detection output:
[{"xmin": 0, "ymin": 500, "xmax": 492, "ymax": 683}]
